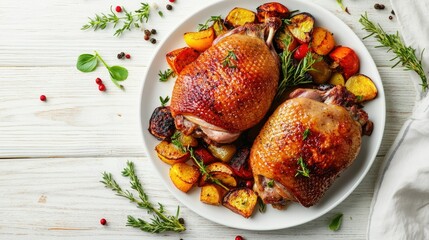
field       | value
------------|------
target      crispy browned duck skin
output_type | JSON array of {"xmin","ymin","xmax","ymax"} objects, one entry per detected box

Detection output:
[
  {"xmin": 250, "ymin": 87, "xmax": 363, "ymax": 208},
  {"xmin": 170, "ymin": 18, "xmax": 281, "ymax": 143}
]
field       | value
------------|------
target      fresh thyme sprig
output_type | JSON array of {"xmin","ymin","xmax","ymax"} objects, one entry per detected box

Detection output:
[
  {"xmin": 275, "ymin": 36, "xmax": 319, "ymax": 102},
  {"xmin": 170, "ymin": 132, "xmax": 187, "ymax": 153},
  {"xmin": 295, "ymin": 157, "xmax": 310, "ymax": 177},
  {"xmin": 101, "ymin": 161, "xmax": 186, "ymax": 233},
  {"xmin": 159, "ymin": 96, "xmax": 170, "ymax": 107},
  {"xmin": 198, "ymin": 15, "xmax": 223, "ymax": 31},
  {"xmin": 158, "ymin": 68, "xmax": 175, "ymax": 82},
  {"xmin": 222, "ymin": 50, "xmax": 238, "ymax": 68},
  {"xmin": 359, "ymin": 13, "xmax": 428, "ymax": 92},
  {"xmin": 189, "ymin": 148, "xmax": 229, "ymax": 191},
  {"xmin": 82, "ymin": 3, "xmax": 150, "ymax": 37}
]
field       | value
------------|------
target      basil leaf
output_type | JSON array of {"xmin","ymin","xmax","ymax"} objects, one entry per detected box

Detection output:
[
  {"xmin": 329, "ymin": 213, "xmax": 343, "ymax": 231},
  {"xmin": 109, "ymin": 66, "xmax": 128, "ymax": 81},
  {"xmin": 76, "ymin": 54, "xmax": 98, "ymax": 72}
]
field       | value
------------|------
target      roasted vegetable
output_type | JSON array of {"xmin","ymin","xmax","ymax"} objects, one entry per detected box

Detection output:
[
  {"xmin": 208, "ymin": 144, "xmax": 237, "ymax": 163},
  {"xmin": 345, "ymin": 74, "xmax": 378, "ymax": 102},
  {"xmin": 213, "ymin": 20, "xmax": 228, "ymax": 37},
  {"xmin": 274, "ymin": 25, "xmax": 299, "ymax": 52},
  {"xmin": 329, "ymin": 46, "xmax": 360, "ymax": 79},
  {"xmin": 328, "ymin": 72, "xmax": 345, "ymax": 86},
  {"xmin": 223, "ymin": 188, "xmax": 258, "ymax": 218},
  {"xmin": 166, "ymin": 47, "xmax": 200, "ymax": 74},
  {"xmin": 193, "ymin": 147, "xmax": 218, "ymax": 165},
  {"xmin": 184, "ymin": 27, "xmax": 215, "ymax": 52},
  {"xmin": 225, "ymin": 7, "xmax": 256, "ymax": 28},
  {"xmin": 155, "ymin": 140, "xmax": 190, "ymax": 165},
  {"xmin": 169, "ymin": 162, "xmax": 200, "ymax": 193},
  {"xmin": 309, "ymin": 56, "xmax": 332, "ymax": 84},
  {"xmin": 256, "ymin": 2, "xmax": 289, "ymax": 23},
  {"xmin": 200, "ymin": 184, "xmax": 226, "ymax": 205},
  {"xmin": 293, "ymin": 43, "xmax": 310, "ymax": 61},
  {"xmin": 206, "ymin": 162, "xmax": 234, "ymax": 175},
  {"xmin": 229, "ymin": 147, "xmax": 253, "ymax": 179},
  {"xmin": 287, "ymin": 13, "xmax": 314, "ymax": 43},
  {"xmin": 148, "ymin": 106, "xmax": 175, "ymax": 141},
  {"xmin": 310, "ymin": 27, "xmax": 336, "ymax": 55},
  {"xmin": 177, "ymin": 133, "xmax": 198, "ymax": 148},
  {"xmin": 200, "ymin": 171, "xmax": 237, "ymax": 187}
]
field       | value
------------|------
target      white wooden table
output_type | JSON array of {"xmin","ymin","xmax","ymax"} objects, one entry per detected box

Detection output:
[{"xmin": 0, "ymin": 0, "xmax": 416, "ymax": 239}]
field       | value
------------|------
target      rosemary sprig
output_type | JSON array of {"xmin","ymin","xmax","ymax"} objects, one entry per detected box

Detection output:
[
  {"xmin": 198, "ymin": 15, "xmax": 223, "ymax": 31},
  {"xmin": 189, "ymin": 148, "xmax": 229, "ymax": 191},
  {"xmin": 82, "ymin": 3, "xmax": 150, "ymax": 37},
  {"xmin": 158, "ymin": 68, "xmax": 175, "ymax": 82},
  {"xmin": 159, "ymin": 96, "xmax": 170, "ymax": 107},
  {"xmin": 222, "ymin": 50, "xmax": 238, "ymax": 68},
  {"xmin": 275, "ymin": 37, "xmax": 319, "ymax": 102},
  {"xmin": 359, "ymin": 13, "xmax": 428, "ymax": 92},
  {"xmin": 295, "ymin": 157, "xmax": 310, "ymax": 177},
  {"xmin": 101, "ymin": 161, "xmax": 185, "ymax": 233}
]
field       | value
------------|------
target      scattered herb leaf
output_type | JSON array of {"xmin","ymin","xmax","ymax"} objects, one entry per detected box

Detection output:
[
  {"xmin": 158, "ymin": 11, "xmax": 164, "ymax": 17},
  {"xmin": 158, "ymin": 69, "xmax": 175, "ymax": 82},
  {"xmin": 76, "ymin": 54, "xmax": 98, "ymax": 72},
  {"xmin": 360, "ymin": 13, "xmax": 427, "ymax": 92},
  {"xmin": 329, "ymin": 213, "xmax": 343, "ymax": 231},
  {"xmin": 159, "ymin": 96, "xmax": 170, "ymax": 107},
  {"xmin": 267, "ymin": 180, "xmax": 274, "ymax": 188},
  {"xmin": 303, "ymin": 128, "xmax": 310, "ymax": 140},
  {"xmin": 101, "ymin": 161, "xmax": 186, "ymax": 233},
  {"xmin": 82, "ymin": 3, "xmax": 150, "ymax": 37},
  {"xmin": 222, "ymin": 50, "xmax": 238, "ymax": 68},
  {"xmin": 295, "ymin": 157, "xmax": 310, "ymax": 177},
  {"xmin": 197, "ymin": 15, "xmax": 223, "ymax": 31},
  {"xmin": 258, "ymin": 198, "xmax": 266, "ymax": 213}
]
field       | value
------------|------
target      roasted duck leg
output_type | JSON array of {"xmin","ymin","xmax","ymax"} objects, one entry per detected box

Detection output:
[
  {"xmin": 170, "ymin": 18, "xmax": 281, "ymax": 144},
  {"xmin": 250, "ymin": 85, "xmax": 371, "ymax": 208}
]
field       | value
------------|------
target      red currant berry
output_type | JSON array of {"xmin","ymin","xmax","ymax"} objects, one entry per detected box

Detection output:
[
  {"xmin": 169, "ymin": 0, "xmax": 175, "ymax": 2},
  {"xmin": 95, "ymin": 78, "xmax": 102, "ymax": 85},
  {"xmin": 98, "ymin": 84, "xmax": 106, "ymax": 92},
  {"xmin": 40, "ymin": 95, "xmax": 47, "ymax": 101},
  {"xmin": 100, "ymin": 218, "xmax": 107, "ymax": 225},
  {"xmin": 115, "ymin": 6, "xmax": 122, "ymax": 13},
  {"xmin": 235, "ymin": 236, "xmax": 244, "ymax": 240},
  {"xmin": 125, "ymin": 54, "xmax": 131, "ymax": 59},
  {"xmin": 245, "ymin": 180, "xmax": 253, "ymax": 189}
]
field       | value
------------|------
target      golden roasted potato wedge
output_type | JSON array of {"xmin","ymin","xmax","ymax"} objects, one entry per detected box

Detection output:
[
  {"xmin": 208, "ymin": 144, "xmax": 237, "ymax": 163},
  {"xmin": 184, "ymin": 27, "xmax": 215, "ymax": 52},
  {"xmin": 345, "ymin": 74, "xmax": 378, "ymax": 102},
  {"xmin": 287, "ymin": 13, "xmax": 314, "ymax": 43},
  {"xmin": 223, "ymin": 188, "xmax": 258, "ymax": 218},
  {"xmin": 225, "ymin": 7, "xmax": 256, "ymax": 28},
  {"xmin": 256, "ymin": 2, "xmax": 289, "ymax": 23},
  {"xmin": 310, "ymin": 27, "xmax": 336, "ymax": 55},
  {"xmin": 329, "ymin": 46, "xmax": 360, "ymax": 80},
  {"xmin": 166, "ymin": 47, "xmax": 200, "ymax": 74},
  {"xmin": 169, "ymin": 162, "xmax": 200, "ymax": 193},
  {"xmin": 155, "ymin": 140, "xmax": 189, "ymax": 165},
  {"xmin": 200, "ymin": 184, "xmax": 226, "ymax": 205},
  {"xmin": 178, "ymin": 133, "xmax": 198, "ymax": 148},
  {"xmin": 206, "ymin": 162, "xmax": 234, "ymax": 175},
  {"xmin": 328, "ymin": 72, "xmax": 345, "ymax": 86},
  {"xmin": 200, "ymin": 171, "xmax": 237, "ymax": 188}
]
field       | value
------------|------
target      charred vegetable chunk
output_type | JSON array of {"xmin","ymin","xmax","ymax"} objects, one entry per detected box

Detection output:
[
  {"xmin": 256, "ymin": 2, "xmax": 290, "ymax": 23},
  {"xmin": 148, "ymin": 106, "xmax": 175, "ymax": 140},
  {"xmin": 193, "ymin": 147, "xmax": 218, "ymax": 165},
  {"xmin": 309, "ymin": 55, "xmax": 332, "ymax": 84},
  {"xmin": 229, "ymin": 147, "xmax": 253, "ymax": 179},
  {"xmin": 223, "ymin": 188, "xmax": 258, "ymax": 218},
  {"xmin": 287, "ymin": 13, "xmax": 315, "ymax": 43},
  {"xmin": 329, "ymin": 46, "xmax": 360, "ymax": 80},
  {"xmin": 166, "ymin": 47, "xmax": 200, "ymax": 74}
]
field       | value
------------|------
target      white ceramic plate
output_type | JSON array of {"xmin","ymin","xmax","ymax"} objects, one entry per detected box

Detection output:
[{"xmin": 139, "ymin": 0, "xmax": 385, "ymax": 230}]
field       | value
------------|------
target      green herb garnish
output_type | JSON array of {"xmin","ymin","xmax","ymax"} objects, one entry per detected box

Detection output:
[
  {"xmin": 258, "ymin": 198, "xmax": 267, "ymax": 213},
  {"xmin": 198, "ymin": 15, "xmax": 223, "ymax": 31},
  {"xmin": 101, "ymin": 161, "xmax": 186, "ymax": 233},
  {"xmin": 295, "ymin": 157, "xmax": 310, "ymax": 177},
  {"xmin": 82, "ymin": 3, "xmax": 150, "ymax": 37},
  {"xmin": 360, "ymin": 13, "xmax": 427, "ymax": 92},
  {"xmin": 329, "ymin": 213, "xmax": 343, "ymax": 231},
  {"xmin": 275, "ymin": 37, "xmax": 319, "ymax": 102},
  {"xmin": 222, "ymin": 50, "xmax": 238, "ymax": 68},
  {"xmin": 171, "ymin": 132, "xmax": 187, "ymax": 153},
  {"xmin": 158, "ymin": 11, "xmax": 164, "ymax": 17},
  {"xmin": 159, "ymin": 96, "xmax": 170, "ymax": 107},
  {"xmin": 267, "ymin": 180, "xmax": 274, "ymax": 188},
  {"xmin": 158, "ymin": 69, "xmax": 175, "ymax": 82},
  {"xmin": 303, "ymin": 128, "xmax": 310, "ymax": 140},
  {"xmin": 76, "ymin": 51, "xmax": 128, "ymax": 89}
]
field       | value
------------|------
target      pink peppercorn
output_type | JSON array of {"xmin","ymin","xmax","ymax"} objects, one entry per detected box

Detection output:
[
  {"xmin": 40, "ymin": 95, "xmax": 47, "ymax": 101},
  {"xmin": 100, "ymin": 218, "xmax": 107, "ymax": 225},
  {"xmin": 115, "ymin": 6, "xmax": 122, "ymax": 13}
]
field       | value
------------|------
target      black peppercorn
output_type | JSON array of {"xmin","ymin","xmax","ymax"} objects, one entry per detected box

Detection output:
[
  {"xmin": 117, "ymin": 52, "xmax": 125, "ymax": 59},
  {"xmin": 389, "ymin": 15, "xmax": 393, "ymax": 20},
  {"xmin": 374, "ymin": 3, "xmax": 385, "ymax": 10},
  {"xmin": 166, "ymin": 4, "xmax": 173, "ymax": 10},
  {"xmin": 150, "ymin": 38, "xmax": 157, "ymax": 44},
  {"xmin": 151, "ymin": 29, "xmax": 157, "ymax": 34},
  {"xmin": 178, "ymin": 218, "xmax": 185, "ymax": 224}
]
